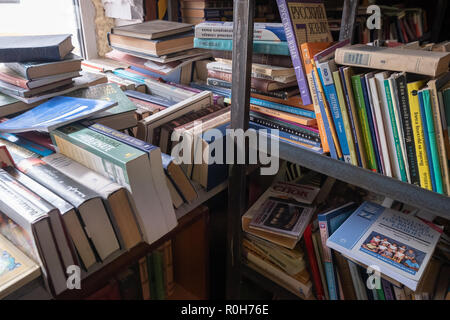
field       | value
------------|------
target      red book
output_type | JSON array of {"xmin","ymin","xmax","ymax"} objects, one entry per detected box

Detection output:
[
  {"xmin": 0, "ymin": 67, "xmax": 29, "ymax": 89},
  {"xmin": 17, "ymin": 131, "xmax": 56, "ymax": 152},
  {"xmin": 303, "ymin": 223, "xmax": 326, "ymax": 300}
]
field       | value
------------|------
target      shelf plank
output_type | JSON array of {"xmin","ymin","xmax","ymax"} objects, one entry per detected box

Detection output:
[{"xmin": 261, "ymin": 139, "xmax": 450, "ymax": 219}]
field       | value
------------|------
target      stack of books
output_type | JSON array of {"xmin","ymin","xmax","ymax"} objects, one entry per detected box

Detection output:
[
  {"xmin": 0, "ymin": 35, "xmax": 106, "ymax": 107},
  {"xmin": 104, "ymin": 20, "xmax": 211, "ymax": 85},
  {"xmin": 193, "ymin": 21, "xmax": 324, "ymax": 152},
  {"xmin": 180, "ymin": 0, "xmax": 233, "ymax": 25}
]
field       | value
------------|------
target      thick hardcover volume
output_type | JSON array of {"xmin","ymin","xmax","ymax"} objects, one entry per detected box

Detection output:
[
  {"xmin": 193, "ymin": 38, "xmax": 290, "ymax": 55},
  {"xmin": 395, "ymin": 74, "xmax": 420, "ymax": 186},
  {"xmin": 335, "ymin": 44, "xmax": 450, "ymax": 77},
  {"xmin": 195, "ymin": 22, "xmax": 286, "ymax": 41},
  {"xmin": 0, "ymin": 34, "xmax": 73, "ymax": 62},
  {"xmin": 408, "ymin": 80, "xmax": 432, "ymax": 190},
  {"xmin": 276, "ymin": 0, "xmax": 332, "ymax": 105},
  {"xmin": 317, "ymin": 61, "xmax": 351, "ymax": 163},
  {"xmin": 352, "ymin": 75, "xmax": 377, "ymax": 171},
  {"xmin": 312, "ymin": 69, "xmax": 338, "ymax": 159},
  {"xmin": 303, "ymin": 224, "xmax": 326, "ymax": 300},
  {"xmin": 300, "ymin": 42, "xmax": 332, "ymax": 153}
]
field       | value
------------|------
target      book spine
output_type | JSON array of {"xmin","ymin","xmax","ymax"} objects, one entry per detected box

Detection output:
[
  {"xmin": 352, "ymin": 75, "xmax": 377, "ymax": 171},
  {"xmin": 0, "ymin": 46, "xmax": 61, "ymax": 63},
  {"xmin": 333, "ymin": 70, "xmax": 358, "ymax": 166},
  {"xmin": 195, "ymin": 24, "xmax": 286, "ymax": 41},
  {"xmin": 251, "ymin": 88, "xmax": 289, "ymax": 100},
  {"xmin": 152, "ymin": 250, "xmax": 166, "ymax": 299},
  {"xmin": 303, "ymin": 224, "xmax": 326, "ymax": 300},
  {"xmin": 361, "ymin": 77, "xmax": 383, "ymax": 172},
  {"xmin": 112, "ymin": 69, "xmax": 146, "ymax": 84},
  {"xmin": 395, "ymin": 75, "xmax": 420, "ymax": 185},
  {"xmin": 318, "ymin": 218, "xmax": 339, "ymax": 300},
  {"xmin": 0, "ymin": 132, "xmax": 54, "ymax": 157},
  {"xmin": 138, "ymin": 256, "xmax": 151, "ymax": 300},
  {"xmin": 381, "ymin": 279, "xmax": 395, "ymax": 300},
  {"xmin": 194, "ymin": 38, "xmax": 290, "ymax": 55},
  {"xmin": 207, "ymin": 77, "xmax": 232, "ymax": 89},
  {"xmin": 408, "ymin": 82, "xmax": 432, "ymax": 190},
  {"xmin": 312, "ymin": 69, "xmax": 338, "ymax": 159},
  {"xmin": 418, "ymin": 91, "xmax": 437, "ymax": 192},
  {"xmin": 249, "ymin": 120, "xmax": 321, "ymax": 147},
  {"xmin": 276, "ymin": 0, "xmax": 312, "ymax": 104},
  {"xmin": 317, "ymin": 62, "xmax": 351, "ymax": 163},
  {"xmin": 384, "ymin": 79, "xmax": 408, "ymax": 181},
  {"xmin": 250, "ymin": 97, "xmax": 315, "ymax": 118},
  {"xmin": 250, "ymin": 104, "xmax": 315, "ymax": 126},
  {"xmin": 0, "ymin": 71, "xmax": 28, "ymax": 89}
]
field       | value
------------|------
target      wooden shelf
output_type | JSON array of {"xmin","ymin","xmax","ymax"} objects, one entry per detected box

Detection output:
[{"xmin": 167, "ymin": 283, "xmax": 201, "ymax": 300}]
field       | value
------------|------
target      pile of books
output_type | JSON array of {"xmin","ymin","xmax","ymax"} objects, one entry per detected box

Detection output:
[
  {"xmin": 242, "ymin": 172, "xmax": 447, "ymax": 300},
  {"xmin": 180, "ymin": 0, "xmax": 233, "ymax": 25},
  {"xmin": 193, "ymin": 21, "xmax": 323, "ymax": 152}
]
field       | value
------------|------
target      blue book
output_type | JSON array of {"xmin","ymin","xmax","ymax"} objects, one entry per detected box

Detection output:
[
  {"xmin": 189, "ymin": 82, "xmax": 231, "ymax": 97},
  {"xmin": 195, "ymin": 21, "xmax": 286, "ymax": 41},
  {"xmin": 418, "ymin": 90, "xmax": 436, "ymax": 191},
  {"xmin": 318, "ymin": 202, "xmax": 359, "ymax": 300},
  {"xmin": 249, "ymin": 121, "xmax": 321, "ymax": 148},
  {"xmin": 83, "ymin": 121, "xmax": 176, "ymax": 218},
  {"xmin": 317, "ymin": 61, "xmax": 351, "ymax": 163},
  {"xmin": 124, "ymin": 90, "xmax": 176, "ymax": 108},
  {"xmin": 129, "ymin": 65, "xmax": 183, "ymax": 84},
  {"xmin": 249, "ymin": 97, "xmax": 315, "ymax": 118},
  {"xmin": 339, "ymin": 66, "xmax": 362, "ymax": 166},
  {"xmin": 312, "ymin": 69, "xmax": 338, "ymax": 159},
  {"xmin": 193, "ymin": 38, "xmax": 290, "ymax": 56},
  {"xmin": 0, "ymin": 132, "xmax": 54, "ymax": 157},
  {"xmin": 326, "ymin": 201, "xmax": 442, "ymax": 291},
  {"xmin": 0, "ymin": 96, "xmax": 115, "ymax": 133},
  {"xmin": 361, "ymin": 75, "xmax": 382, "ymax": 172},
  {"xmin": 0, "ymin": 34, "xmax": 73, "ymax": 62}
]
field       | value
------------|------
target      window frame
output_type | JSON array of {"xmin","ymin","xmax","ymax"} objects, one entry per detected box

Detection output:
[{"xmin": 77, "ymin": 0, "xmax": 99, "ymax": 60}]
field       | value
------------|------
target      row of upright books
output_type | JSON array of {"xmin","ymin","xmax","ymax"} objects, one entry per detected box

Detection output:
[{"xmin": 242, "ymin": 171, "xmax": 449, "ymax": 300}]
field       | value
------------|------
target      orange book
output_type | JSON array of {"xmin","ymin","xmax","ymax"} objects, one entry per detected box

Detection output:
[
  {"xmin": 300, "ymin": 42, "xmax": 332, "ymax": 153},
  {"xmin": 250, "ymin": 93, "xmax": 314, "ymax": 111}
]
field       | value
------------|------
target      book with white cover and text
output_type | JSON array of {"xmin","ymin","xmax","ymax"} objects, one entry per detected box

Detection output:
[{"xmin": 326, "ymin": 201, "xmax": 442, "ymax": 291}]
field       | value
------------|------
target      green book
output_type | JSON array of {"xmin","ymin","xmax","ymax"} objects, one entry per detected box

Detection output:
[
  {"xmin": 384, "ymin": 78, "xmax": 408, "ymax": 182},
  {"xmin": 50, "ymin": 123, "xmax": 176, "ymax": 245},
  {"xmin": 422, "ymin": 88, "xmax": 444, "ymax": 194},
  {"xmin": 67, "ymin": 83, "xmax": 137, "ymax": 130},
  {"xmin": 444, "ymin": 88, "xmax": 450, "ymax": 133},
  {"xmin": 152, "ymin": 250, "xmax": 166, "ymax": 300},
  {"xmin": 147, "ymin": 253, "xmax": 157, "ymax": 299},
  {"xmin": 351, "ymin": 74, "xmax": 377, "ymax": 171},
  {"xmin": 376, "ymin": 286, "xmax": 386, "ymax": 300}
]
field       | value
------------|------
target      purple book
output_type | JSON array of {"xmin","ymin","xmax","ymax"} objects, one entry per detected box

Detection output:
[{"xmin": 276, "ymin": 0, "xmax": 333, "ymax": 106}]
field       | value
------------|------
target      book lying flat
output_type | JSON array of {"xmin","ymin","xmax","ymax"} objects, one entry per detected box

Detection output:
[
  {"xmin": 326, "ymin": 201, "xmax": 442, "ymax": 291},
  {"xmin": 0, "ymin": 96, "xmax": 116, "ymax": 133},
  {"xmin": 112, "ymin": 20, "xmax": 193, "ymax": 40}
]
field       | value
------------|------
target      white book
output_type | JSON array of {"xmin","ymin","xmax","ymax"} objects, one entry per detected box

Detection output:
[
  {"xmin": 137, "ymin": 90, "xmax": 213, "ymax": 143},
  {"xmin": 327, "ymin": 201, "xmax": 442, "ymax": 291},
  {"xmin": 368, "ymin": 76, "xmax": 392, "ymax": 177},
  {"xmin": 145, "ymin": 78, "xmax": 196, "ymax": 102}
]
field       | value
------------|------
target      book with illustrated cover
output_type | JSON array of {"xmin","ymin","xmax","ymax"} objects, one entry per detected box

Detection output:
[
  {"xmin": 243, "ymin": 181, "xmax": 319, "ymax": 249},
  {"xmin": 326, "ymin": 201, "xmax": 442, "ymax": 291}
]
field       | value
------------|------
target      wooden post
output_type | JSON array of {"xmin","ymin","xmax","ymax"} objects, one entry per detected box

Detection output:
[{"xmin": 226, "ymin": 0, "xmax": 254, "ymax": 299}]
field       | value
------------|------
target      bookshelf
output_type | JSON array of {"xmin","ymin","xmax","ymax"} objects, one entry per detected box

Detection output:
[{"xmin": 226, "ymin": 0, "xmax": 450, "ymax": 299}]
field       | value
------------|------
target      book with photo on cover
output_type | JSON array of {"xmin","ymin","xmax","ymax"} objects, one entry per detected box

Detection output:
[
  {"xmin": 326, "ymin": 201, "xmax": 442, "ymax": 291},
  {"xmin": 243, "ymin": 181, "xmax": 320, "ymax": 249}
]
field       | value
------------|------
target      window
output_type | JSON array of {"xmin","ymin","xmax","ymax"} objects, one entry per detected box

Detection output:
[{"xmin": 0, "ymin": 0, "xmax": 95, "ymax": 58}]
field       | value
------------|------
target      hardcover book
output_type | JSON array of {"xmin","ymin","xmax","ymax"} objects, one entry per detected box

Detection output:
[
  {"xmin": 276, "ymin": 0, "xmax": 333, "ymax": 106},
  {"xmin": 327, "ymin": 201, "xmax": 442, "ymax": 291},
  {"xmin": 112, "ymin": 20, "xmax": 193, "ymax": 40},
  {"xmin": 0, "ymin": 34, "xmax": 73, "ymax": 62},
  {"xmin": 195, "ymin": 21, "xmax": 286, "ymax": 41}
]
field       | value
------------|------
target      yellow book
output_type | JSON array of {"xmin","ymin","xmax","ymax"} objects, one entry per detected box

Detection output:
[{"xmin": 408, "ymin": 80, "xmax": 432, "ymax": 190}]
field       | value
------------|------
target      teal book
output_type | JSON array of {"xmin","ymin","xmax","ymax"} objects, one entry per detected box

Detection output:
[
  {"xmin": 193, "ymin": 38, "xmax": 290, "ymax": 56},
  {"xmin": 383, "ymin": 79, "xmax": 408, "ymax": 182},
  {"xmin": 67, "ymin": 83, "xmax": 137, "ymax": 130},
  {"xmin": 420, "ymin": 89, "xmax": 443, "ymax": 193},
  {"xmin": 150, "ymin": 251, "xmax": 166, "ymax": 299},
  {"xmin": 146, "ymin": 253, "xmax": 157, "ymax": 299}
]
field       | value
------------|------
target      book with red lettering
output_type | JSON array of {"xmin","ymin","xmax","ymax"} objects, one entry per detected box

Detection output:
[{"xmin": 242, "ymin": 181, "xmax": 320, "ymax": 249}]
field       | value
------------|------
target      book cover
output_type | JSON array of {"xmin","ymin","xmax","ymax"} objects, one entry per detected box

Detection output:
[
  {"xmin": 195, "ymin": 21, "xmax": 286, "ymax": 41},
  {"xmin": 0, "ymin": 96, "xmax": 115, "ymax": 133},
  {"xmin": 326, "ymin": 201, "xmax": 442, "ymax": 291},
  {"xmin": 125, "ymin": 90, "xmax": 176, "ymax": 108},
  {"xmin": 318, "ymin": 202, "xmax": 358, "ymax": 300},
  {"xmin": 249, "ymin": 97, "xmax": 315, "ymax": 118},
  {"xmin": 408, "ymin": 80, "xmax": 432, "ymax": 190},
  {"xmin": 276, "ymin": 0, "xmax": 333, "ymax": 105}
]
